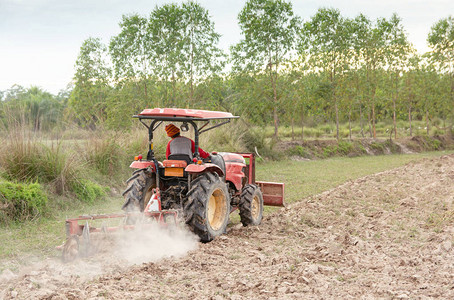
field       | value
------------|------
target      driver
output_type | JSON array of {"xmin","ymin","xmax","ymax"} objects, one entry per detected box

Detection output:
[{"xmin": 165, "ymin": 124, "xmax": 210, "ymax": 160}]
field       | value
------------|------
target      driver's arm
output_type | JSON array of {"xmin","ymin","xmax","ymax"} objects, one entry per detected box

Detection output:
[{"xmin": 190, "ymin": 139, "xmax": 210, "ymax": 159}]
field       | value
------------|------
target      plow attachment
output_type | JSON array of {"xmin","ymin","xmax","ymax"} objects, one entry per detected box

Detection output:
[
  {"xmin": 256, "ymin": 181, "xmax": 285, "ymax": 207},
  {"xmin": 57, "ymin": 188, "xmax": 180, "ymax": 262},
  {"xmin": 57, "ymin": 210, "xmax": 179, "ymax": 262}
]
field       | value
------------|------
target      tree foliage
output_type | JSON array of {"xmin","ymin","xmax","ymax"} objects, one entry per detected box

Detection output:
[
  {"xmin": 2, "ymin": 4, "xmax": 454, "ymax": 139},
  {"xmin": 428, "ymin": 16, "xmax": 454, "ymax": 122},
  {"xmin": 231, "ymin": 0, "xmax": 300, "ymax": 139},
  {"xmin": 69, "ymin": 37, "xmax": 111, "ymax": 128}
]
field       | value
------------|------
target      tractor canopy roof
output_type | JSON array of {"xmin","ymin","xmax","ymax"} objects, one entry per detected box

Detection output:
[{"xmin": 134, "ymin": 108, "xmax": 239, "ymax": 121}]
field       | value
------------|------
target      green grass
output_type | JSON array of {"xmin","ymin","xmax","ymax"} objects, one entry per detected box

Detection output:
[{"xmin": 0, "ymin": 150, "xmax": 452, "ymax": 271}]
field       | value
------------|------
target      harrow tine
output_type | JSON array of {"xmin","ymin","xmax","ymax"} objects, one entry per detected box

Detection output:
[
  {"xmin": 82, "ymin": 221, "xmax": 90, "ymax": 256},
  {"xmin": 101, "ymin": 222, "xmax": 108, "ymax": 234}
]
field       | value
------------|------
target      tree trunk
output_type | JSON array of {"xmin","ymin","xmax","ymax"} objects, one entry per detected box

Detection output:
[
  {"xmin": 408, "ymin": 105, "xmax": 412, "ymax": 137},
  {"xmin": 348, "ymin": 112, "xmax": 352, "ymax": 141},
  {"xmin": 189, "ymin": 46, "xmax": 194, "ymax": 108},
  {"xmin": 393, "ymin": 72, "xmax": 398, "ymax": 140},
  {"xmin": 273, "ymin": 107, "xmax": 279, "ymax": 139},
  {"xmin": 301, "ymin": 112, "xmax": 304, "ymax": 141},
  {"xmin": 270, "ymin": 71, "xmax": 279, "ymax": 140},
  {"xmin": 368, "ymin": 111, "xmax": 373, "ymax": 138},
  {"xmin": 372, "ymin": 92, "xmax": 376, "ymax": 138},
  {"xmin": 291, "ymin": 117, "xmax": 294, "ymax": 141},
  {"xmin": 451, "ymin": 71, "xmax": 454, "ymax": 127},
  {"xmin": 426, "ymin": 110, "xmax": 430, "ymax": 136},
  {"xmin": 171, "ymin": 73, "xmax": 176, "ymax": 107},
  {"xmin": 407, "ymin": 77, "xmax": 412, "ymax": 138},
  {"xmin": 372, "ymin": 106, "xmax": 376, "ymax": 138},
  {"xmin": 359, "ymin": 105, "xmax": 364, "ymax": 138},
  {"xmin": 335, "ymin": 101, "xmax": 339, "ymax": 140}
]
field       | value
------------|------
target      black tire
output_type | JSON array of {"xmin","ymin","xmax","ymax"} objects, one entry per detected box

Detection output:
[
  {"xmin": 210, "ymin": 154, "xmax": 226, "ymax": 175},
  {"xmin": 122, "ymin": 168, "xmax": 155, "ymax": 212},
  {"xmin": 184, "ymin": 173, "xmax": 230, "ymax": 242},
  {"xmin": 239, "ymin": 184, "xmax": 263, "ymax": 226}
]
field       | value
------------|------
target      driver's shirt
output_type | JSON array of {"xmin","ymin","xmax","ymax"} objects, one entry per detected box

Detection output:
[{"xmin": 166, "ymin": 136, "xmax": 210, "ymax": 159}]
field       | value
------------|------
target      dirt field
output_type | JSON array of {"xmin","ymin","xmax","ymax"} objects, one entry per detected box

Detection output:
[{"xmin": 1, "ymin": 154, "xmax": 454, "ymax": 299}]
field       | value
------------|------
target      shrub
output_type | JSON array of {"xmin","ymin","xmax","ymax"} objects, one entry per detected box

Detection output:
[
  {"xmin": 337, "ymin": 141, "xmax": 353, "ymax": 155},
  {"xmin": 369, "ymin": 141, "xmax": 385, "ymax": 154},
  {"xmin": 70, "ymin": 179, "xmax": 107, "ymax": 204},
  {"xmin": 351, "ymin": 142, "xmax": 367, "ymax": 156},
  {"xmin": 0, "ymin": 181, "xmax": 48, "ymax": 224},
  {"xmin": 322, "ymin": 145, "xmax": 337, "ymax": 158},
  {"xmin": 383, "ymin": 140, "xmax": 402, "ymax": 153},
  {"xmin": 287, "ymin": 145, "xmax": 311, "ymax": 158},
  {"xmin": 242, "ymin": 127, "xmax": 282, "ymax": 160}
]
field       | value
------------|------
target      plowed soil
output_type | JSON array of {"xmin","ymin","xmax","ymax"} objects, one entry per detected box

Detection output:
[{"xmin": 1, "ymin": 154, "xmax": 454, "ymax": 299}]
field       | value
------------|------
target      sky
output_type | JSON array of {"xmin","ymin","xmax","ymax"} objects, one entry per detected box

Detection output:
[{"xmin": 0, "ymin": 0, "xmax": 452, "ymax": 94}]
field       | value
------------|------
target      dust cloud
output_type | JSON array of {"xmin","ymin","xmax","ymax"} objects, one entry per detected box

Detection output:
[
  {"xmin": 0, "ymin": 221, "xmax": 199, "ymax": 296},
  {"xmin": 114, "ymin": 223, "xmax": 199, "ymax": 264}
]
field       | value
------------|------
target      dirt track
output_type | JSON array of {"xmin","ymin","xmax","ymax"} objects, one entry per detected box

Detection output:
[{"xmin": 1, "ymin": 154, "xmax": 454, "ymax": 299}]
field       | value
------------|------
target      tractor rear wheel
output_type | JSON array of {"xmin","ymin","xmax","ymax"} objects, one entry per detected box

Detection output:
[
  {"xmin": 239, "ymin": 184, "xmax": 263, "ymax": 226},
  {"xmin": 184, "ymin": 173, "xmax": 230, "ymax": 242},
  {"xmin": 122, "ymin": 168, "xmax": 155, "ymax": 212}
]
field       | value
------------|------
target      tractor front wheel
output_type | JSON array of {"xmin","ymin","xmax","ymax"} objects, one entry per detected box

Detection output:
[
  {"xmin": 184, "ymin": 173, "xmax": 230, "ymax": 242},
  {"xmin": 239, "ymin": 184, "xmax": 263, "ymax": 226}
]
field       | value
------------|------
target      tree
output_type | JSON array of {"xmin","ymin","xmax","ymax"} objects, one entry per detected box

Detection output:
[
  {"xmin": 148, "ymin": 4, "xmax": 186, "ymax": 105},
  {"xmin": 382, "ymin": 13, "xmax": 410, "ymax": 139},
  {"xmin": 428, "ymin": 16, "xmax": 454, "ymax": 125},
  {"xmin": 69, "ymin": 37, "xmax": 111, "ymax": 128},
  {"xmin": 109, "ymin": 2, "xmax": 224, "ymax": 108},
  {"xmin": 350, "ymin": 14, "xmax": 388, "ymax": 138},
  {"xmin": 401, "ymin": 52, "xmax": 421, "ymax": 136},
  {"xmin": 109, "ymin": 13, "xmax": 153, "ymax": 112},
  {"xmin": 182, "ymin": 1, "xmax": 225, "ymax": 106},
  {"xmin": 1, "ymin": 85, "xmax": 63, "ymax": 131},
  {"xmin": 300, "ymin": 8, "xmax": 351, "ymax": 140},
  {"xmin": 110, "ymin": 14, "xmax": 150, "ymax": 81},
  {"xmin": 231, "ymin": 0, "xmax": 300, "ymax": 139}
]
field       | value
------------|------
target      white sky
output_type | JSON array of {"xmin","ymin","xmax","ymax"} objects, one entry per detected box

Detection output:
[{"xmin": 0, "ymin": 0, "xmax": 452, "ymax": 94}]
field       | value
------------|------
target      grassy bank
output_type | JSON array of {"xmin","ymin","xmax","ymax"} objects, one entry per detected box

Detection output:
[{"xmin": 1, "ymin": 150, "xmax": 452, "ymax": 271}]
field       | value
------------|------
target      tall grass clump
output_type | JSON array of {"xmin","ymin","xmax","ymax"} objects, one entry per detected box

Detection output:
[
  {"xmin": 201, "ymin": 120, "xmax": 247, "ymax": 153},
  {"xmin": 120, "ymin": 125, "xmax": 168, "ymax": 161},
  {"xmin": 0, "ymin": 122, "xmax": 106, "ymax": 206},
  {"xmin": 83, "ymin": 133, "xmax": 126, "ymax": 177},
  {"xmin": 0, "ymin": 126, "xmax": 80, "ymax": 195},
  {"xmin": 122, "ymin": 127, "xmax": 149, "ymax": 158}
]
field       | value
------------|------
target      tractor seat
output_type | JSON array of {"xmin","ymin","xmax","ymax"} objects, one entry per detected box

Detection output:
[
  {"xmin": 162, "ymin": 160, "xmax": 188, "ymax": 168},
  {"xmin": 168, "ymin": 154, "xmax": 192, "ymax": 165}
]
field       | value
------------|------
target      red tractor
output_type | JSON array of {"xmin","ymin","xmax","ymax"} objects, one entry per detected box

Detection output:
[
  {"xmin": 122, "ymin": 108, "xmax": 284, "ymax": 242},
  {"xmin": 61, "ymin": 108, "xmax": 284, "ymax": 257}
]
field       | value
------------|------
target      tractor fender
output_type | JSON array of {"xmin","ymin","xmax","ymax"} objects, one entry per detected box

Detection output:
[
  {"xmin": 185, "ymin": 163, "xmax": 224, "ymax": 177},
  {"xmin": 129, "ymin": 161, "xmax": 156, "ymax": 172}
]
